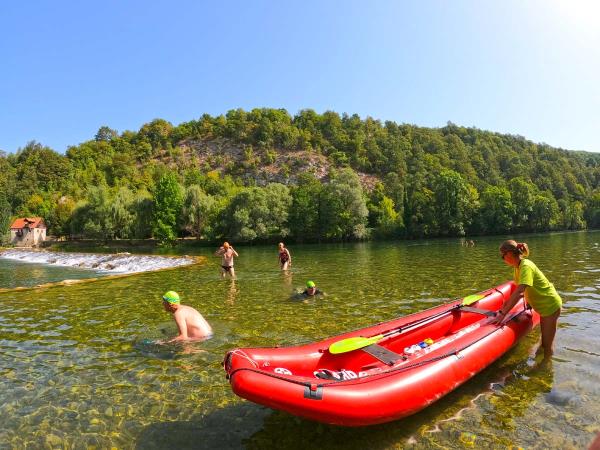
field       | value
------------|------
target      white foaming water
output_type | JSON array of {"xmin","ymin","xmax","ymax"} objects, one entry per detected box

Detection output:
[{"xmin": 0, "ymin": 249, "xmax": 195, "ymax": 274}]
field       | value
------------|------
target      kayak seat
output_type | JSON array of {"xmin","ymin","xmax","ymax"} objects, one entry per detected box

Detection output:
[{"xmin": 362, "ymin": 344, "xmax": 406, "ymax": 366}]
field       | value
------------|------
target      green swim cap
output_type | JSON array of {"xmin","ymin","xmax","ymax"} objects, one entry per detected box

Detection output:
[
  {"xmin": 306, "ymin": 281, "xmax": 316, "ymax": 288},
  {"xmin": 162, "ymin": 291, "xmax": 180, "ymax": 304}
]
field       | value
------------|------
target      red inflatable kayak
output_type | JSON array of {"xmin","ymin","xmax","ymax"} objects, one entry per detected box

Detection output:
[{"xmin": 223, "ymin": 281, "xmax": 539, "ymax": 426}]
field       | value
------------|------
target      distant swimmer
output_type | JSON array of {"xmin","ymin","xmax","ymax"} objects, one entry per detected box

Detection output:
[
  {"xmin": 278, "ymin": 242, "xmax": 292, "ymax": 271},
  {"xmin": 160, "ymin": 291, "xmax": 212, "ymax": 342},
  {"xmin": 303, "ymin": 280, "xmax": 323, "ymax": 297},
  {"xmin": 215, "ymin": 242, "xmax": 239, "ymax": 279},
  {"xmin": 290, "ymin": 281, "xmax": 324, "ymax": 301}
]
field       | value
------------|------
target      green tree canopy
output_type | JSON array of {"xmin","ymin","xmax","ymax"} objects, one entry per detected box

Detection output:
[{"xmin": 152, "ymin": 172, "xmax": 183, "ymax": 244}]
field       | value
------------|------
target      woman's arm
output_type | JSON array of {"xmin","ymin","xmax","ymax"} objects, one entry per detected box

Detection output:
[{"xmin": 493, "ymin": 284, "xmax": 526, "ymax": 323}]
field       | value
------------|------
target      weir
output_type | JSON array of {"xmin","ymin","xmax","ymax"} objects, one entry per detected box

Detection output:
[{"xmin": 0, "ymin": 249, "xmax": 195, "ymax": 274}]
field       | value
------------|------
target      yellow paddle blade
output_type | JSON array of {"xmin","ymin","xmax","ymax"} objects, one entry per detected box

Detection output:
[
  {"xmin": 462, "ymin": 293, "xmax": 485, "ymax": 305},
  {"xmin": 328, "ymin": 334, "xmax": 385, "ymax": 354}
]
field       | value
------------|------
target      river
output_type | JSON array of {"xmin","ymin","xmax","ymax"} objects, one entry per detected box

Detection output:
[{"xmin": 0, "ymin": 231, "xmax": 598, "ymax": 449}]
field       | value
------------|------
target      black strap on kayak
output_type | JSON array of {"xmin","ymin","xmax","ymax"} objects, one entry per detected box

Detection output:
[
  {"xmin": 460, "ymin": 306, "xmax": 497, "ymax": 317},
  {"xmin": 362, "ymin": 344, "xmax": 407, "ymax": 366}
]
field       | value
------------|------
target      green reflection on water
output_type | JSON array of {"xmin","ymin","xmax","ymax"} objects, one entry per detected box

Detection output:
[{"xmin": 0, "ymin": 232, "xmax": 599, "ymax": 449}]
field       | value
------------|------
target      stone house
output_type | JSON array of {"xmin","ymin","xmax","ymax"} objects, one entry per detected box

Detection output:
[{"xmin": 10, "ymin": 217, "xmax": 47, "ymax": 247}]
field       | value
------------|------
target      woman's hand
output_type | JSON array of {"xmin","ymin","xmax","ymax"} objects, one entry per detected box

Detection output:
[{"xmin": 492, "ymin": 309, "xmax": 507, "ymax": 325}]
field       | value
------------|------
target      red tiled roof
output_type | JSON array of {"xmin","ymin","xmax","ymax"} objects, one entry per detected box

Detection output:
[{"xmin": 10, "ymin": 217, "xmax": 46, "ymax": 229}]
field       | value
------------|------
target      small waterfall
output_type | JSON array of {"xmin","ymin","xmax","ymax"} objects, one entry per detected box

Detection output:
[{"xmin": 0, "ymin": 249, "xmax": 195, "ymax": 274}]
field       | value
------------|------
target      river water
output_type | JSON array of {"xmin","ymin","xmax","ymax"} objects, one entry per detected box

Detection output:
[{"xmin": 0, "ymin": 232, "xmax": 598, "ymax": 449}]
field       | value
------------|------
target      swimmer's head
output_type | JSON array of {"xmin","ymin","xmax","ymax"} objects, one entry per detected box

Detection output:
[
  {"xmin": 306, "ymin": 280, "xmax": 316, "ymax": 288},
  {"xmin": 223, "ymin": 242, "xmax": 230, "ymax": 249},
  {"xmin": 162, "ymin": 291, "xmax": 180, "ymax": 304}
]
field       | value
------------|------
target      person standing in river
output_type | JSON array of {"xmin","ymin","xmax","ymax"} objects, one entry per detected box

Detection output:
[
  {"xmin": 494, "ymin": 240, "xmax": 562, "ymax": 359},
  {"xmin": 215, "ymin": 242, "xmax": 238, "ymax": 278},
  {"xmin": 278, "ymin": 242, "xmax": 292, "ymax": 271}
]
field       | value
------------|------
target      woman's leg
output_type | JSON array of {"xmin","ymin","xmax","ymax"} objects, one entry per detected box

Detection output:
[{"xmin": 540, "ymin": 308, "xmax": 560, "ymax": 359}]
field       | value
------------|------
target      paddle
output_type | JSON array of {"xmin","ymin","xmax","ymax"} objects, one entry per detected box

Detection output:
[{"xmin": 328, "ymin": 292, "xmax": 488, "ymax": 354}]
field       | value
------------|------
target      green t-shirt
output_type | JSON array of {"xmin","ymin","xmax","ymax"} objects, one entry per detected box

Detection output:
[{"xmin": 514, "ymin": 259, "xmax": 562, "ymax": 317}]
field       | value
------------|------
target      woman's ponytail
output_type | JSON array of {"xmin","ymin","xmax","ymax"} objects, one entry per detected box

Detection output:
[
  {"xmin": 500, "ymin": 240, "xmax": 529, "ymax": 258},
  {"xmin": 516, "ymin": 242, "xmax": 530, "ymax": 257}
]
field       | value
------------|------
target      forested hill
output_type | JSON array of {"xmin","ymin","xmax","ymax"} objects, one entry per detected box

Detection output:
[{"xmin": 1, "ymin": 108, "xmax": 599, "ymax": 244}]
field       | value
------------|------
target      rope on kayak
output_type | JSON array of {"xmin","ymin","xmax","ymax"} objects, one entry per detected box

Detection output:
[
  {"xmin": 228, "ymin": 349, "xmax": 259, "ymax": 368},
  {"xmin": 227, "ymin": 308, "xmax": 530, "ymax": 391}
]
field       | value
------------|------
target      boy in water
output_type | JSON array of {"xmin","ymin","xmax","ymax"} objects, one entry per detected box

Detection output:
[
  {"xmin": 215, "ymin": 242, "xmax": 239, "ymax": 278},
  {"xmin": 161, "ymin": 291, "xmax": 212, "ymax": 342}
]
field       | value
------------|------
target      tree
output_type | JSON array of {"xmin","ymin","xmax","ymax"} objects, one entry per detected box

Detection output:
[
  {"xmin": 319, "ymin": 168, "xmax": 369, "ymax": 240},
  {"xmin": 53, "ymin": 196, "xmax": 76, "ymax": 237},
  {"xmin": 95, "ymin": 126, "xmax": 118, "ymax": 142},
  {"xmin": 69, "ymin": 185, "xmax": 113, "ymax": 240},
  {"xmin": 405, "ymin": 187, "xmax": 437, "ymax": 238},
  {"xmin": 479, "ymin": 186, "xmax": 515, "ymax": 234},
  {"xmin": 383, "ymin": 172, "xmax": 405, "ymax": 226},
  {"xmin": 558, "ymin": 199, "xmax": 586, "ymax": 230},
  {"xmin": 368, "ymin": 183, "xmax": 401, "ymax": 237},
  {"xmin": 152, "ymin": 172, "xmax": 183, "ymax": 244},
  {"xmin": 509, "ymin": 177, "xmax": 536, "ymax": 231},
  {"xmin": 182, "ymin": 185, "xmax": 216, "ymax": 239},
  {"xmin": 530, "ymin": 193, "xmax": 559, "ymax": 231},
  {"xmin": 0, "ymin": 195, "xmax": 11, "ymax": 243},
  {"xmin": 433, "ymin": 169, "xmax": 473, "ymax": 236},
  {"xmin": 132, "ymin": 191, "xmax": 154, "ymax": 239},
  {"xmin": 15, "ymin": 141, "xmax": 73, "ymax": 195},
  {"xmin": 585, "ymin": 191, "xmax": 600, "ymax": 229},
  {"xmin": 110, "ymin": 187, "xmax": 136, "ymax": 239},
  {"xmin": 289, "ymin": 173, "xmax": 323, "ymax": 241},
  {"xmin": 264, "ymin": 183, "xmax": 292, "ymax": 237},
  {"xmin": 220, "ymin": 183, "xmax": 291, "ymax": 241}
]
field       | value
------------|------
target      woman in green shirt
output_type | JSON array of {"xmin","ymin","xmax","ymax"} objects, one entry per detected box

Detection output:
[{"xmin": 495, "ymin": 240, "xmax": 562, "ymax": 359}]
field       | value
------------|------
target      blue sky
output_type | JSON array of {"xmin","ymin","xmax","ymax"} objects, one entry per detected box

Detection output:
[{"xmin": 1, "ymin": 1, "xmax": 599, "ymax": 153}]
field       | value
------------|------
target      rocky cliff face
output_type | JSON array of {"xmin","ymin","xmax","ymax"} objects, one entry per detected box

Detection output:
[{"xmin": 166, "ymin": 137, "xmax": 379, "ymax": 190}]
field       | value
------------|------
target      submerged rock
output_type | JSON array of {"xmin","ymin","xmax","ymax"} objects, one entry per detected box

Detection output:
[{"xmin": 545, "ymin": 389, "xmax": 581, "ymax": 406}]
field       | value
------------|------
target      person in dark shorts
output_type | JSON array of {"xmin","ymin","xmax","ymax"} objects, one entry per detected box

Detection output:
[{"xmin": 215, "ymin": 242, "xmax": 239, "ymax": 279}]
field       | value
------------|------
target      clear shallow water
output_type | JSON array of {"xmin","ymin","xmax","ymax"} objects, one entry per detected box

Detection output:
[{"xmin": 0, "ymin": 232, "xmax": 599, "ymax": 449}]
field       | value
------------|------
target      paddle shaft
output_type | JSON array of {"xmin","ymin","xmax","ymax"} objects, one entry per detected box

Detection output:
[
  {"xmin": 376, "ymin": 294, "xmax": 491, "ymax": 341},
  {"xmin": 328, "ymin": 291, "xmax": 494, "ymax": 354},
  {"xmin": 374, "ymin": 303, "xmax": 463, "ymax": 343}
]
